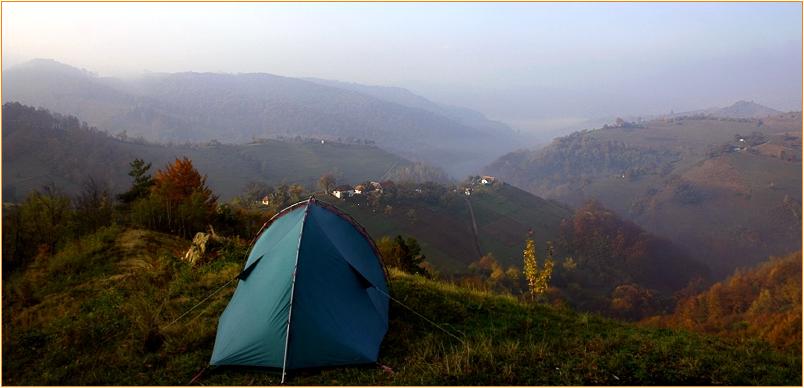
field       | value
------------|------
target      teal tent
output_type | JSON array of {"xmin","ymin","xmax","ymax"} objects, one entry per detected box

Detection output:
[{"xmin": 210, "ymin": 198, "xmax": 389, "ymax": 381}]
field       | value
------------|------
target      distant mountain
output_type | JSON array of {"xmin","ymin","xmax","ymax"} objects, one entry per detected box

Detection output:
[
  {"xmin": 670, "ymin": 100, "xmax": 783, "ymax": 119},
  {"xmin": 2, "ymin": 59, "xmax": 519, "ymax": 177},
  {"xmin": 303, "ymin": 77, "xmax": 514, "ymax": 134},
  {"xmin": 2, "ymin": 102, "xmax": 414, "ymax": 201},
  {"xmin": 486, "ymin": 112, "xmax": 802, "ymax": 278}
]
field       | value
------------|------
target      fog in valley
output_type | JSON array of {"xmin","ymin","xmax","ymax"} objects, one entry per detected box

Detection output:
[{"xmin": 3, "ymin": 2, "xmax": 801, "ymax": 143}]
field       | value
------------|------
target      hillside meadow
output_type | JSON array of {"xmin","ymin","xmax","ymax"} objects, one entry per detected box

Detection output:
[{"xmin": 3, "ymin": 227, "xmax": 800, "ymax": 385}]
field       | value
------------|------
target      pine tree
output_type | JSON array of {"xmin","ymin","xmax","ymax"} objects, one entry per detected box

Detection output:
[{"xmin": 118, "ymin": 159, "xmax": 154, "ymax": 204}]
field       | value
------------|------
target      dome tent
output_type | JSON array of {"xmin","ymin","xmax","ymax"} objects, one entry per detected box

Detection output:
[{"xmin": 210, "ymin": 197, "xmax": 389, "ymax": 381}]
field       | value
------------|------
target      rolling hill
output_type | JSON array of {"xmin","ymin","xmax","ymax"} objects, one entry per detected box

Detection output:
[
  {"xmin": 2, "ymin": 227, "xmax": 799, "ymax": 385},
  {"xmin": 669, "ymin": 100, "xmax": 784, "ymax": 119},
  {"xmin": 485, "ymin": 111, "xmax": 802, "ymax": 278},
  {"xmin": 323, "ymin": 181, "xmax": 709, "ymax": 319},
  {"xmin": 2, "ymin": 102, "xmax": 412, "ymax": 201},
  {"xmin": 2, "ymin": 59, "xmax": 519, "ymax": 177},
  {"xmin": 336, "ymin": 182, "xmax": 572, "ymax": 272}
]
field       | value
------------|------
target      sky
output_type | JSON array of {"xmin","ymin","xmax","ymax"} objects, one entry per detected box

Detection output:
[{"xmin": 2, "ymin": 2, "xmax": 801, "ymax": 132}]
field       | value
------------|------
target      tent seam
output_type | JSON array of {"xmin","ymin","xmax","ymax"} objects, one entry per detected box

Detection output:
[{"xmin": 280, "ymin": 198, "xmax": 312, "ymax": 383}]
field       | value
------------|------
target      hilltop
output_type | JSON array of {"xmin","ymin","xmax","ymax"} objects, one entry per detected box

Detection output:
[
  {"xmin": 2, "ymin": 59, "xmax": 519, "ymax": 177},
  {"xmin": 669, "ymin": 100, "xmax": 784, "ymax": 119},
  {"xmin": 3, "ymin": 227, "xmax": 799, "ymax": 385},
  {"xmin": 2, "ymin": 102, "xmax": 417, "ymax": 201},
  {"xmin": 486, "ymin": 112, "xmax": 802, "ymax": 277}
]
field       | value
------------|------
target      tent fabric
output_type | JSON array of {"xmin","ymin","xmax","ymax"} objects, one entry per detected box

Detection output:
[{"xmin": 209, "ymin": 198, "xmax": 389, "ymax": 370}]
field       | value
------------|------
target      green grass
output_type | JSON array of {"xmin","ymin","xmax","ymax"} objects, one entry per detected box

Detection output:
[
  {"xmin": 3, "ymin": 228, "xmax": 800, "ymax": 385},
  {"xmin": 338, "ymin": 183, "xmax": 572, "ymax": 272}
]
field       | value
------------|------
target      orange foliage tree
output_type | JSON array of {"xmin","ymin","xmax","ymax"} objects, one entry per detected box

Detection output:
[
  {"xmin": 132, "ymin": 157, "xmax": 217, "ymax": 237},
  {"xmin": 649, "ymin": 251, "xmax": 801, "ymax": 350}
]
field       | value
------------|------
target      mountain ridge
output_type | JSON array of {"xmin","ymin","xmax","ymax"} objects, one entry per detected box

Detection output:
[
  {"xmin": 2, "ymin": 58, "xmax": 519, "ymax": 177},
  {"xmin": 1, "ymin": 102, "xmax": 415, "ymax": 201}
]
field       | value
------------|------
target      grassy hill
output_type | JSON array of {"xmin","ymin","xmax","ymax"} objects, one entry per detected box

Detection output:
[
  {"xmin": 324, "ymin": 182, "xmax": 711, "ymax": 320},
  {"xmin": 333, "ymin": 182, "xmax": 572, "ymax": 272},
  {"xmin": 486, "ymin": 113, "xmax": 802, "ymax": 277},
  {"xmin": 3, "ymin": 227, "xmax": 800, "ymax": 385},
  {"xmin": 2, "ymin": 102, "xmax": 411, "ymax": 201}
]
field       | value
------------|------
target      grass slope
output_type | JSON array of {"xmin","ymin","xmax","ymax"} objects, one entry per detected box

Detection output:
[
  {"xmin": 335, "ymin": 183, "xmax": 572, "ymax": 272},
  {"xmin": 3, "ymin": 228, "xmax": 800, "ymax": 385}
]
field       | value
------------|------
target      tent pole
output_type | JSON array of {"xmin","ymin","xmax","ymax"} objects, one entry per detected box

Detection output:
[{"xmin": 281, "ymin": 199, "xmax": 312, "ymax": 384}]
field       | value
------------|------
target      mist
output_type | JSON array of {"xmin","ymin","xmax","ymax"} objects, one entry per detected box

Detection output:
[{"xmin": 3, "ymin": 2, "xmax": 801, "ymax": 135}]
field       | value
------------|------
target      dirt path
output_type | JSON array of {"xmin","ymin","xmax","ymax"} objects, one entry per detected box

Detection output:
[{"xmin": 464, "ymin": 196, "xmax": 483, "ymax": 259}]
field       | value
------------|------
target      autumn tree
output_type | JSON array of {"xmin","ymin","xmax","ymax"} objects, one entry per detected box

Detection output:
[
  {"xmin": 653, "ymin": 251, "xmax": 802, "ymax": 350},
  {"xmin": 468, "ymin": 253, "xmax": 522, "ymax": 293},
  {"xmin": 318, "ymin": 173, "xmax": 336, "ymax": 193},
  {"xmin": 523, "ymin": 234, "xmax": 554, "ymax": 300},
  {"xmin": 134, "ymin": 157, "xmax": 217, "ymax": 237}
]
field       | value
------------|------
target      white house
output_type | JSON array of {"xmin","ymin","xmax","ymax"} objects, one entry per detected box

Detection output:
[
  {"xmin": 332, "ymin": 186, "xmax": 356, "ymax": 199},
  {"xmin": 480, "ymin": 175, "xmax": 496, "ymax": 185},
  {"xmin": 261, "ymin": 196, "xmax": 271, "ymax": 206}
]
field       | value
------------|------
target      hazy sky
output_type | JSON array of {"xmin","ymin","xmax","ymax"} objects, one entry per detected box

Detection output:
[{"xmin": 3, "ymin": 2, "xmax": 801, "ymax": 129}]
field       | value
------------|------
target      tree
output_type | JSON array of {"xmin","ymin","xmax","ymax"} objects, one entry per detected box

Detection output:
[
  {"xmin": 73, "ymin": 177, "xmax": 114, "ymax": 236},
  {"xmin": 240, "ymin": 181, "xmax": 274, "ymax": 205},
  {"xmin": 318, "ymin": 173, "xmax": 336, "ymax": 193},
  {"xmin": 139, "ymin": 157, "xmax": 218, "ymax": 237},
  {"xmin": 117, "ymin": 159, "xmax": 154, "ymax": 204},
  {"xmin": 376, "ymin": 235, "xmax": 429, "ymax": 276},
  {"xmin": 3, "ymin": 184, "xmax": 73, "ymax": 271},
  {"xmin": 272, "ymin": 184, "xmax": 290, "ymax": 209},
  {"xmin": 523, "ymin": 233, "xmax": 554, "ymax": 300},
  {"xmin": 288, "ymin": 184, "xmax": 306, "ymax": 203},
  {"xmin": 468, "ymin": 253, "xmax": 521, "ymax": 292}
]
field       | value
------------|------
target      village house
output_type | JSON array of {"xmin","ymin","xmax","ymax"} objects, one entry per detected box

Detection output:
[
  {"xmin": 480, "ymin": 175, "xmax": 496, "ymax": 185},
  {"xmin": 332, "ymin": 185, "xmax": 356, "ymax": 199},
  {"xmin": 260, "ymin": 195, "xmax": 271, "ymax": 206}
]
